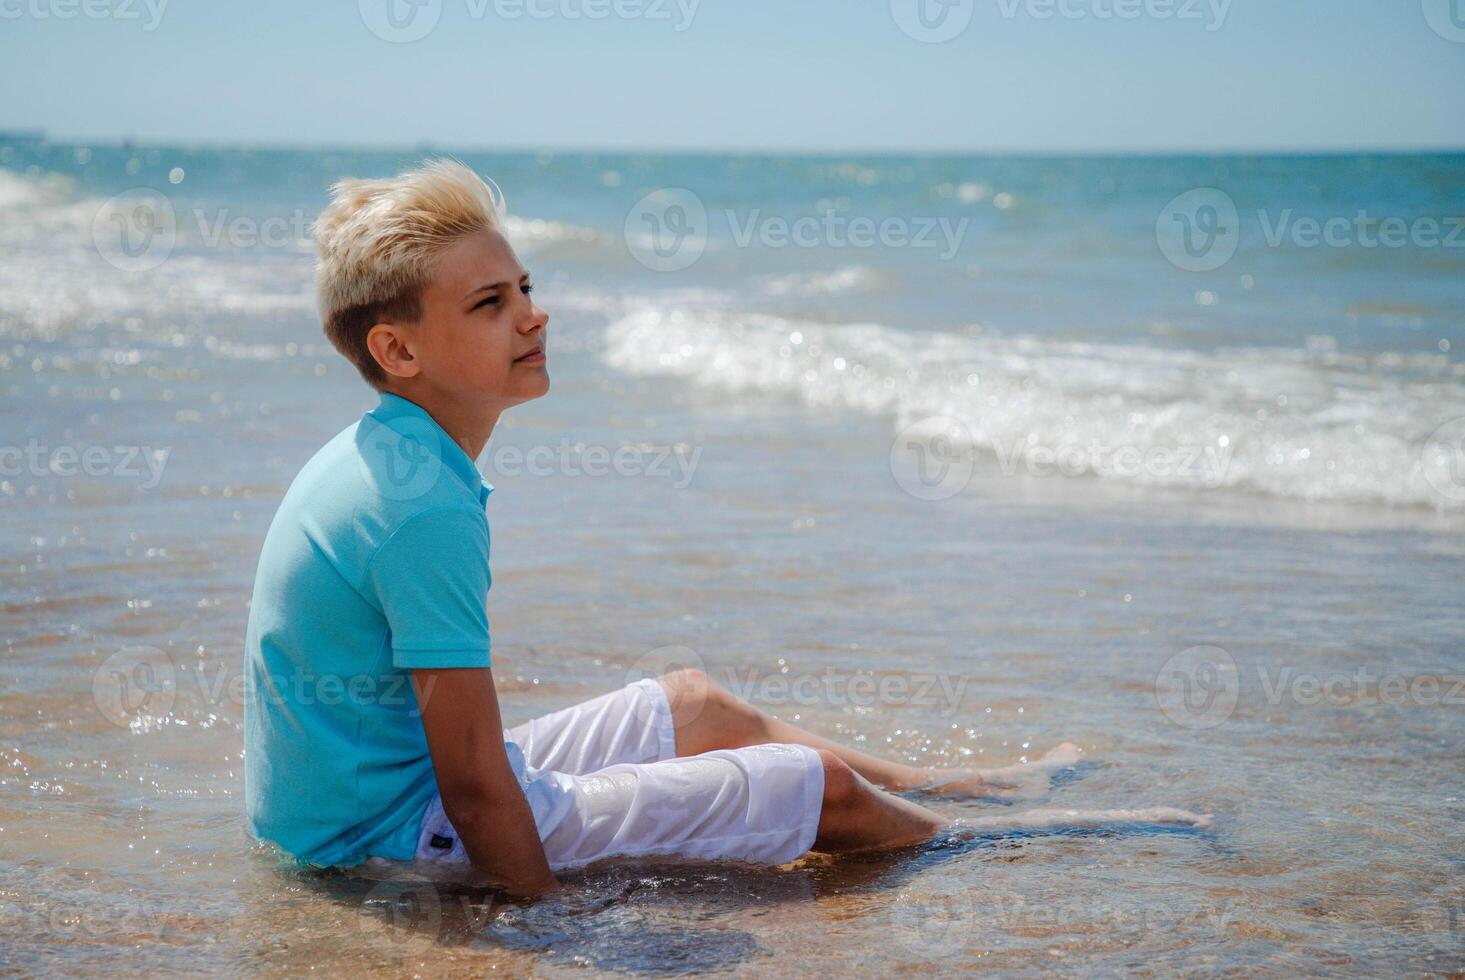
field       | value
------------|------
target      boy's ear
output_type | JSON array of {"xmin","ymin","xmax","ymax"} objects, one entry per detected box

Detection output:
[{"xmin": 367, "ymin": 322, "xmax": 421, "ymax": 381}]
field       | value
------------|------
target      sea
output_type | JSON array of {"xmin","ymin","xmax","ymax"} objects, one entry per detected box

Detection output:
[{"xmin": 1, "ymin": 140, "xmax": 1463, "ymax": 975}]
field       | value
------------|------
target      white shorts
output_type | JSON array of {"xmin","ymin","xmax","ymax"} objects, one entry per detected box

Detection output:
[{"xmin": 411, "ymin": 679, "xmax": 825, "ymax": 872}]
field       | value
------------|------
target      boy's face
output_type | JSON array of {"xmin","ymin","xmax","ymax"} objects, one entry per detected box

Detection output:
[{"xmin": 399, "ymin": 226, "xmax": 549, "ymax": 408}]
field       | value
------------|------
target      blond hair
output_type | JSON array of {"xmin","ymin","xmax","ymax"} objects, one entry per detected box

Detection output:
[{"xmin": 312, "ymin": 159, "xmax": 505, "ymax": 387}]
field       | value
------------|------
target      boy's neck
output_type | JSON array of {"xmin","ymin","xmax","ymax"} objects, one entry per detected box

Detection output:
[{"xmin": 383, "ymin": 385, "xmax": 501, "ymax": 461}]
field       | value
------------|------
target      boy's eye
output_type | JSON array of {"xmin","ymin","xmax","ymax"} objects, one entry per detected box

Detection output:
[
  {"xmin": 471, "ymin": 294, "xmax": 500, "ymax": 311},
  {"xmin": 522, "ymin": 282, "xmax": 534, "ymax": 294}
]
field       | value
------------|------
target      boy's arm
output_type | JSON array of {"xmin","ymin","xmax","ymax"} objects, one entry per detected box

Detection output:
[
  {"xmin": 411, "ymin": 666, "xmax": 559, "ymax": 898},
  {"xmin": 364, "ymin": 506, "xmax": 557, "ymax": 896}
]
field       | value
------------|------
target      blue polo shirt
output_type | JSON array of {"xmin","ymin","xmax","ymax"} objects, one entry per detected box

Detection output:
[{"xmin": 244, "ymin": 392, "xmax": 495, "ymax": 867}]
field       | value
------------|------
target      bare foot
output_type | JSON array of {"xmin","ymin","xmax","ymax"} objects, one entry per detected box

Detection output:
[{"xmin": 918, "ymin": 742, "xmax": 1087, "ymax": 800}]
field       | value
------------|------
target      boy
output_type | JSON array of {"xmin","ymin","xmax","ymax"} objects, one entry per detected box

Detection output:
[{"xmin": 244, "ymin": 161, "xmax": 1209, "ymax": 898}]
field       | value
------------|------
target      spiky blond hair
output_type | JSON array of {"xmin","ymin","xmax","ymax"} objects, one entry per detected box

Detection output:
[{"xmin": 312, "ymin": 159, "xmax": 505, "ymax": 387}]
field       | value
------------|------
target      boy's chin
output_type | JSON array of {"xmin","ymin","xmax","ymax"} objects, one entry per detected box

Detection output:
[{"xmin": 503, "ymin": 374, "xmax": 550, "ymax": 404}]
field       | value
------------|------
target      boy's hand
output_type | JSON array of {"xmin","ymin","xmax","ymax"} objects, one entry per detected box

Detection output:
[{"xmin": 412, "ymin": 666, "xmax": 560, "ymax": 899}]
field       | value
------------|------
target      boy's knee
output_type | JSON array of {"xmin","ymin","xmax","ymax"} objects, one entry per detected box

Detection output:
[
  {"xmin": 818, "ymin": 751, "xmax": 863, "ymax": 808},
  {"xmin": 657, "ymin": 667, "xmax": 718, "ymax": 731},
  {"xmin": 659, "ymin": 667, "xmax": 768, "ymax": 744},
  {"xmin": 659, "ymin": 667, "xmax": 709, "ymax": 700}
]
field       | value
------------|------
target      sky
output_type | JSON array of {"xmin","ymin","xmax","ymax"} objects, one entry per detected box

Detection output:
[{"xmin": 3, "ymin": 0, "xmax": 1464, "ymax": 153}]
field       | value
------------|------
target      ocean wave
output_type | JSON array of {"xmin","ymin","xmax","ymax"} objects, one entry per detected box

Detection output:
[
  {"xmin": 602, "ymin": 306, "xmax": 1465, "ymax": 510},
  {"xmin": 0, "ymin": 168, "xmax": 605, "ymax": 334},
  {"xmin": 501, "ymin": 214, "xmax": 607, "ymax": 253},
  {"xmin": 757, "ymin": 265, "xmax": 890, "ymax": 298}
]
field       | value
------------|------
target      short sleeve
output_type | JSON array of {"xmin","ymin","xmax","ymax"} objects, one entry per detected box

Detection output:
[{"xmin": 364, "ymin": 507, "xmax": 492, "ymax": 669}]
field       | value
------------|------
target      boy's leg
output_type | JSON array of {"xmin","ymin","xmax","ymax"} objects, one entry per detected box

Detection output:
[
  {"xmin": 657, "ymin": 669, "xmax": 1080, "ymax": 798},
  {"xmin": 812, "ymin": 751, "xmax": 949, "ymax": 853},
  {"xmin": 536, "ymin": 742, "xmax": 948, "ymax": 871}
]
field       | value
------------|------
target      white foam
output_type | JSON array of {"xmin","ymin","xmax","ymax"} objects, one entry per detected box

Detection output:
[
  {"xmin": 501, "ymin": 214, "xmax": 606, "ymax": 253},
  {"xmin": 0, "ymin": 168, "xmax": 603, "ymax": 335},
  {"xmin": 758, "ymin": 265, "xmax": 887, "ymax": 298},
  {"xmin": 603, "ymin": 306, "xmax": 1465, "ymax": 510}
]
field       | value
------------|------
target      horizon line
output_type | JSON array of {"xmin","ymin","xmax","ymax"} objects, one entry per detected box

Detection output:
[{"xmin": 5, "ymin": 130, "xmax": 1465, "ymax": 160}]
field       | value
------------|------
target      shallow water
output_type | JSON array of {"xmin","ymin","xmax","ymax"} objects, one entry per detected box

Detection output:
[{"xmin": 2, "ymin": 142, "xmax": 1463, "ymax": 975}]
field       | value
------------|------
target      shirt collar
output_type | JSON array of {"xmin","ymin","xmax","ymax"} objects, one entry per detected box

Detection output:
[{"xmin": 368, "ymin": 392, "xmax": 494, "ymax": 507}]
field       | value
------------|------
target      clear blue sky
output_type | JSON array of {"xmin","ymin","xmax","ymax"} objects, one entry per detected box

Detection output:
[{"xmin": 4, "ymin": 0, "xmax": 1463, "ymax": 153}]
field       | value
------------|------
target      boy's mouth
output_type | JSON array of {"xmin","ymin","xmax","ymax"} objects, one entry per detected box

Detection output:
[{"xmin": 513, "ymin": 346, "xmax": 545, "ymax": 364}]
